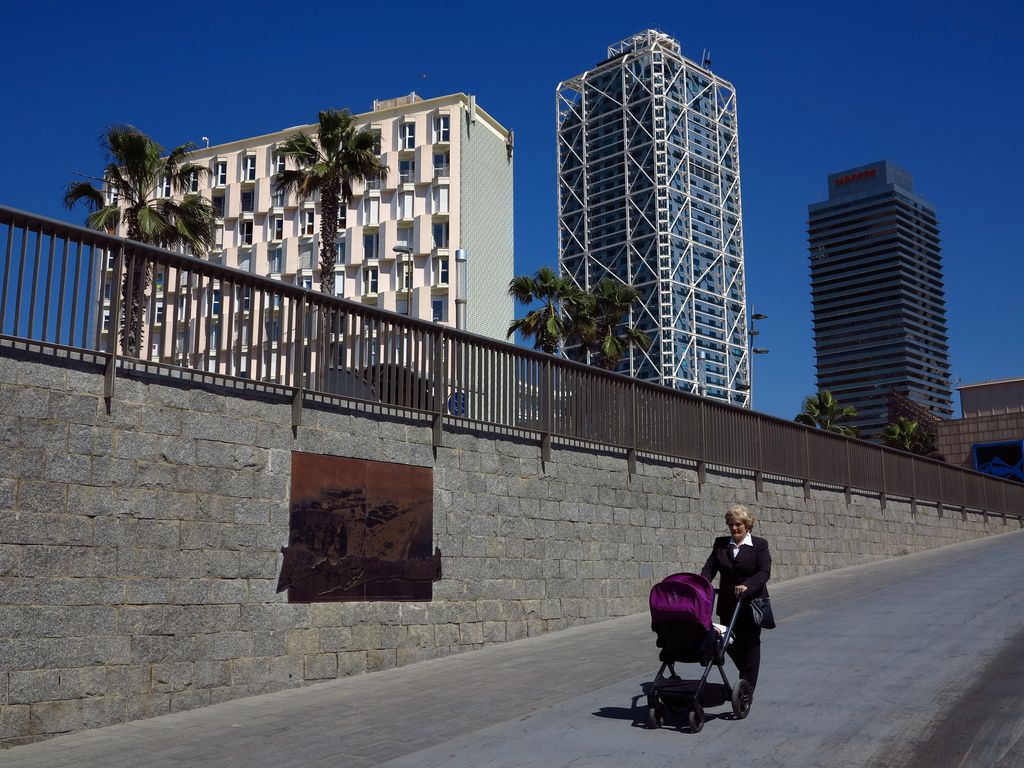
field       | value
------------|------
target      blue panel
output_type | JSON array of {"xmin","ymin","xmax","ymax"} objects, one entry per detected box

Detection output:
[{"xmin": 972, "ymin": 440, "xmax": 1024, "ymax": 482}]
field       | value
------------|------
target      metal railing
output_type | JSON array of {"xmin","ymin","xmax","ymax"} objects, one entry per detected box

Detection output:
[{"xmin": 1, "ymin": 203, "xmax": 1021, "ymax": 520}]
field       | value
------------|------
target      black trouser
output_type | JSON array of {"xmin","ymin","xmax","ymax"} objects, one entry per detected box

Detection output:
[{"xmin": 724, "ymin": 604, "xmax": 762, "ymax": 689}]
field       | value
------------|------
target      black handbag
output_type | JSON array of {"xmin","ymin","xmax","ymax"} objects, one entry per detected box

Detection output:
[{"xmin": 750, "ymin": 596, "xmax": 776, "ymax": 629}]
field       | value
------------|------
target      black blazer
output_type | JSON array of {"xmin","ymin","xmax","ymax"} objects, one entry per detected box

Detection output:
[{"xmin": 700, "ymin": 535, "xmax": 772, "ymax": 621}]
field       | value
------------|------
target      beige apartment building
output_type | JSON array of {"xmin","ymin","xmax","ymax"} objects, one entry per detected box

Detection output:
[{"xmin": 99, "ymin": 92, "xmax": 514, "ymax": 369}]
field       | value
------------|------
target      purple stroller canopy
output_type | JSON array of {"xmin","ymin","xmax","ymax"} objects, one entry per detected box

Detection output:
[{"xmin": 649, "ymin": 572, "xmax": 714, "ymax": 627}]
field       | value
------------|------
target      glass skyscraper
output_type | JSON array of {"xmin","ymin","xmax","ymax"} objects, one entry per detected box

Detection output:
[
  {"xmin": 557, "ymin": 30, "xmax": 750, "ymax": 406},
  {"xmin": 808, "ymin": 161, "xmax": 953, "ymax": 439}
]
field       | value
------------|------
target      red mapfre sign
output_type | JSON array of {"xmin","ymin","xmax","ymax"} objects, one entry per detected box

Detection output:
[{"xmin": 835, "ymin": 168, "xmax": 877, "ymax": 186}]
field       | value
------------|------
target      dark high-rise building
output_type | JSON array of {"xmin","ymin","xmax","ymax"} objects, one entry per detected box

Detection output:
[{"xmin": 807, "ymin": 161, "xmax": 953, "ymax": 439}]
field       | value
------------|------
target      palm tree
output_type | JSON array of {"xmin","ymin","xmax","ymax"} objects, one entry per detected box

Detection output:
[
  {"xmin": 578, "ymin": 278, "xmax": 651, "ymax": 370},
  {"xmin": 795, "ymin": 390, "xmax": 860, "ymax": 437},
  {"xmin": 506, "ymin": 267, "xmax": 589, "ymax": 355},
  {"xmin": 274, "ymin": 109, "xmax": 387, "ymax": 293},
  {"xmin": 64, "ymin": 125, "xmax": 215, "ymax": 356},
  {"xmin": 883, "ymin": 417, "xmax": 938, "ymax": 455}
]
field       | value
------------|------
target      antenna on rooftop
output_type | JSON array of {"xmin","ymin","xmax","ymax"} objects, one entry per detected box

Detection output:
[
  {"xmin": 201, "ymin": 136, "xmax": 209, "ymax": 148},
  {"xmin": 703, "ymin": 50, "xmax": 712, "ymax": 68}
]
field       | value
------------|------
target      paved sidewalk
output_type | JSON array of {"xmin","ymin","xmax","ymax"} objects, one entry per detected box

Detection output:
[{"xmin": 5, "ymin": 530, "xmax": 1024, "ymax": 768}]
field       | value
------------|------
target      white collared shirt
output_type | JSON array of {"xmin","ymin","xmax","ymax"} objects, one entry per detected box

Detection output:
[{"xmin": 729, "ymin": 532, "xmax": 752, "ymax": 559}]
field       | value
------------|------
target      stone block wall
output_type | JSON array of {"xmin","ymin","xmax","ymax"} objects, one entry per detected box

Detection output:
[{"xmin": 0, "ymin": 350, "xmax": 1013, "ymax": 745}]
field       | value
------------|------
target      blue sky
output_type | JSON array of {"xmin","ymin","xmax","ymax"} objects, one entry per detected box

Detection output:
[{"xmin": 2, "ymin": 0, "xmax": 1021, "ymax": 421}]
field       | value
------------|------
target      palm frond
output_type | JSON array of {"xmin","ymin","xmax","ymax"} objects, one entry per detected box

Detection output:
[
  {"xmin": 85, "ymin": 205, "xmax": 122, "ymax": 234},
  {"xmin": 63, "ymin": 180, "xmax": 105, "ymax": 211}
]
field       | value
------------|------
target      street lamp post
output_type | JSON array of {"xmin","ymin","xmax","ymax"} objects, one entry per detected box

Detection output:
[{"xmin": 746, "ymin": 310, "xmax": 769, "ymax": 409}]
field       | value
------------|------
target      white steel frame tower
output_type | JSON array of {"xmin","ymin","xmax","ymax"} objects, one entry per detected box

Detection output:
[{"xmin": 557, "ymin": 30, "xmax": 749, "ymax": 406}]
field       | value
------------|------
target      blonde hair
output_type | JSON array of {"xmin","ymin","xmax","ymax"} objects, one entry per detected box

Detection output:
[{"xmin": 725, "ymin": 503, "xmax": 754, "ymax": 529}]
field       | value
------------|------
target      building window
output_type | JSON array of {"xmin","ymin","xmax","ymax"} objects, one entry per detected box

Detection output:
[
  {"xmin": 211, "ymin": 289, "xmax": 221, "ymax": 315},
  {"xmin": 435, "ymin": 256, "xmax": 449, "ymax": 285},
  {"xmin": 432, "ymin": 221, "xmax": 449, "ymax": 249},
  {"xmin": 188, "ymin": 171, "xmax": 199, "ymax": 193},
  {"xmin": 363, "ymin": 266, "xmax": 378, "ymax": 295},
  {"xmin": 433, "ymin": 186, "xmax": 449, "ymax": 214},
  {"xmin": 433, "ymin": 152, "xmax": 450, "ymax": 177},
  {"xmin": 215, "ymin": 161, "xmax": 227, "ymax": 186},
  {"xmin": 274, "ymin": 153, "xmax": 286, "ymax": 174},
  {"xmin": 265, "ymin": 319, "xmax": 281, "ymax": 342},
  {"xmin": 101, "ymin": 310, "xmax": 110, "ymax": 332},
  {"xmin": 239, "ymin": 220, "xmax": 253, "ymax": 245},
  {"xmin": 334, "ymin": 240, "xmax": 346, "ymax": 265},
  {"xmin": 397, "ymin": 227, "xmax": 413, "ymax": 251},
  {"xmin": 337, "ymin": 202, "xmax": 347, "ymax": 227},
  {"xmin": 302, "ymin": 210, "xmax": 315, "ymax": 236},
  {"xmin": 398, "ymin": 262, "xmax": 412, "ymax": 291},
  {"xmin": 268, "ymin": 248, "xmax": 283, "ymax": 273},
  {"xmin": 271, "ymin": 190, "xmax": 285, "ymax": 208},
  {"xmin": 214, "ymin": 225, "xmax": 223, "ymax": 248},
  {"xmin": 399, "ymin": 159, "xmax": 415, "ymax": 184},
  {"xmin": 299, "ymin": 276, "xmax": 313, "ymax": 290},
  {"xmin": 241, "ymin": 190, "xmax": 254, "ymax": 213},
  {"xmin": 363, "ymin": 197, "xmax": 379, "ymax": 225},
  {"xmin": 299, "ymin": 247, "xmax": 314, "ymax": 272},
  {"xmin": 103, "ymin": 281, "xmax": 112, "ymax": 300},
  {"xmin": 363, "ymin": 232, "xmax": 379, "ymax": 261},
  {"xmin": 155, "ymin": 303, "xmax": 164, "ymax": 324},
  {"xmin": 399, "ymin": 191, "xmax": 414, "ymax": 219},
  {"xmin": 154, "ymin": 270, "xmax": 166, "ymax": 293},
  {"xmin": 433, "ymin": 115, "xmax": 450, "ymax": 143},
  {"xmin": 212, "ymin": 194, "xmax": 225, "ymax": 218},
  {"xmin": 243, "ymin": 155, "xmax": 257, "ymax": 181},
  {"xmin": 400, "ymin": 122, "xmax": 415, "ymax": 150},
  {"xmin": 272, "ymin": 216, "xmax": 284, "ymax": 241},
  {"xmin": 158, "ymin": 176, "xmax": 171, "ymax": 198},
  {"xmin": 432, "ymin": 298, "xmax": 445, "ymax": 322}
]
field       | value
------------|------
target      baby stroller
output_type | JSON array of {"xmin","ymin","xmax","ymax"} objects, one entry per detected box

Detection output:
[{"xmin": 645, "ymin": 572, "xmax": 753, "ymax": 732}]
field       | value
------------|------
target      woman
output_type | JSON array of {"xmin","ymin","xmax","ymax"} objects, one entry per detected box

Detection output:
[{"xmin": 700, "ymin": 503, "xmax": 771, "ymax": 691}]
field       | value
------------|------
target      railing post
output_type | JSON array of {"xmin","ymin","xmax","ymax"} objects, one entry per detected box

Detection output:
[
  {"xmin": 754, "ymin": 418, "xmax": 763, "ymax": 496},
  {"xmin": 879, "ymin": 448, "xmax": 887, "ymax": 510},
  {"xmin": 540, "ymin": 358, "xmax": 552, "ymax": 464},
  {"xmin": 802, "ymin": 428, "xmax": 810, "ymax": 500},
  {"xmin": 910, "ymin": 457, "xmax": 917, "ymax": 516},
  {"xmin": 936, "ymin": 467, "xmax": 943, "ymax": 517},
  {"xmin": 104, "ymin": 244, "xmax": 125, "ymax": 402},
  {"xmin": 696, "ymin": 398, "xmax": 707, "ymax": 487},
  {"xmin": 432, "ymin": 327, "xmax": 445, "ymax": 449},
  {"xmin": 291, "ymin": 295, "xmax": 305, "ymax": 428},
  {"xmin": 627, "ymin": 380, "xmax": 637, "ymax": 476},
  {"xmin": 960, "ymin": 469, "xmax": 968, "ymax": 521},
  {"xmin": 844, "ymin": 440, "xmax": 852, "ymax": 505}
]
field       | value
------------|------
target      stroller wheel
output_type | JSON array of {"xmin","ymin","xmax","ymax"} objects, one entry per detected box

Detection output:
[
  {"xmin": 688, "ymin": 703, "xmax": 705, "ymax": 733},
  {"xmin": 732, "ymin": 680, "xmax": 753, "ymax": 719}
]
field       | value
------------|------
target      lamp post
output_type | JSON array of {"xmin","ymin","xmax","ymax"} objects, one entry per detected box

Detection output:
[
  {"xmin": 744, "ymin": 310, "xmax": 769, "ymax": 408},
  {"xmin": 392, "ymin": 244, "xmax": 413, "ymax": 317}
]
